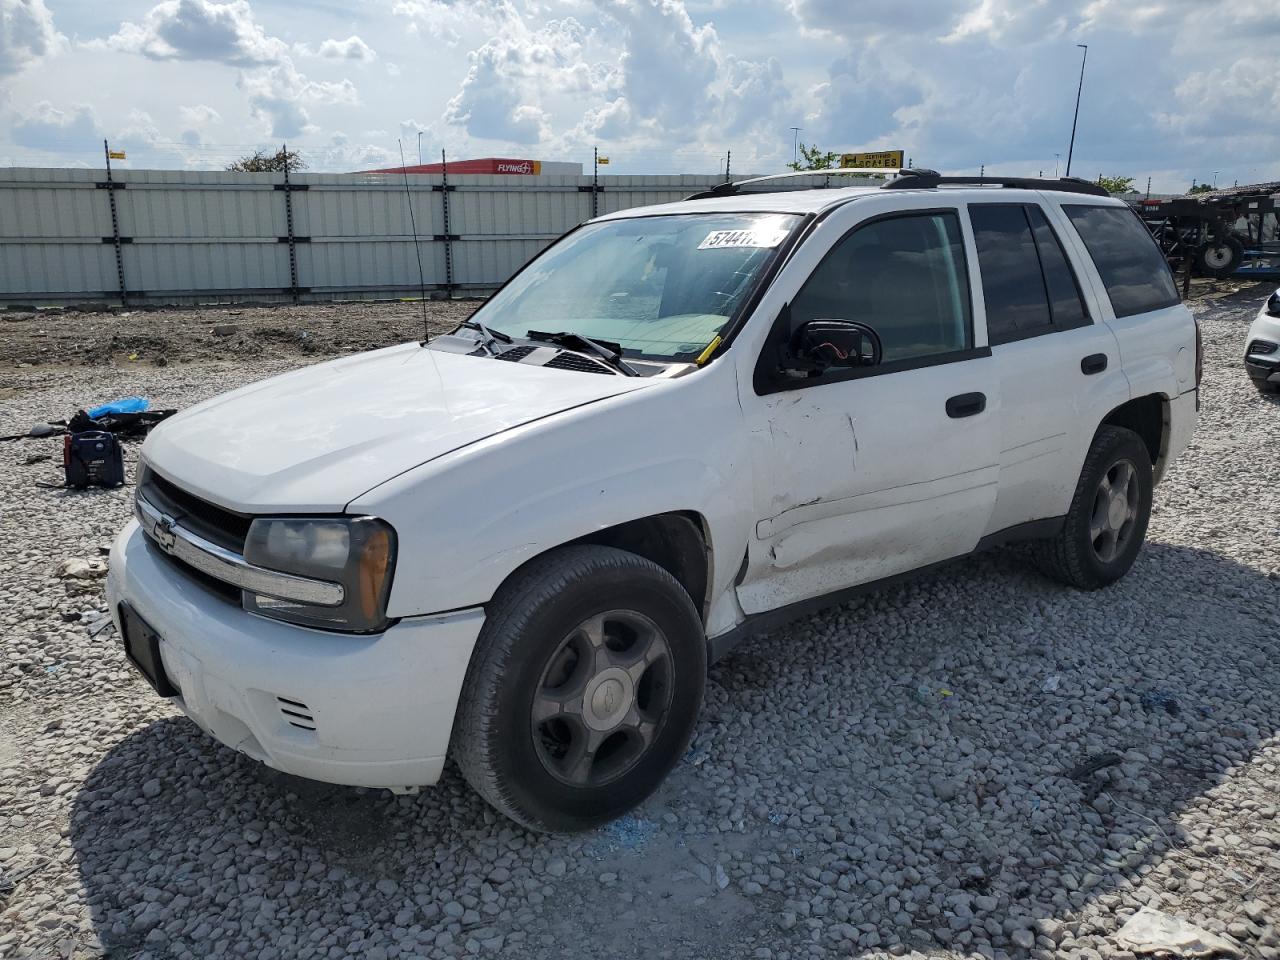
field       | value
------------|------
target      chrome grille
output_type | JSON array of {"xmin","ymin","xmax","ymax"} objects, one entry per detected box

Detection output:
[{"xmin": 139, "ymin": 467, "xmax": 250, "ymax": 552}]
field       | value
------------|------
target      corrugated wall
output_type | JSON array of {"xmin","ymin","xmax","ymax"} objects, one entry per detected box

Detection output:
[{"xmin": 0, "ymin": 167, "xmax": 765, "ymax": 305}]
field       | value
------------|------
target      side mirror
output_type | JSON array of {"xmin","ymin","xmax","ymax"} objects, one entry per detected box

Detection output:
[{"xmin": 786, "ymin": 319, "xmax": 883, "ymax": 374}]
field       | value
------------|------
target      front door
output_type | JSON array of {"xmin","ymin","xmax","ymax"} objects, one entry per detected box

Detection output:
[{"xmin": 736, "ymin": 205, "xmax": 1001, "ymax": 615}]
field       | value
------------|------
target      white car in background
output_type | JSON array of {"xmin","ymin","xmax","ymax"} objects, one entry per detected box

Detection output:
[
  {"xmin": 1244, "ymin": 288, "xmax": 1280, "ymax": 393},
  {"xmin": 108, "ymin": 170, "xmax": 1200, "ymax": 832}
]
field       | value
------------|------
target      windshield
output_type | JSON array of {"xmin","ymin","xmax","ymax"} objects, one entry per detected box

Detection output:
[{"xmin": 470, "ymin": 212, "xmax": 802, "ymax": 360}]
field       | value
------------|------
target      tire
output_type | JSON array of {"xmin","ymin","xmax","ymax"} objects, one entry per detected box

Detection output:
[
  {"xmin": 452, "ymin": 545, "xmax": 706, "ymax": 833},
  {"xmin": 1036, "ymin": 426, "xmax": 1153, "ymax": 590},
  {"xmin": 1194, "ymin": 237, "xmax": 1243, "ymax": 278}
]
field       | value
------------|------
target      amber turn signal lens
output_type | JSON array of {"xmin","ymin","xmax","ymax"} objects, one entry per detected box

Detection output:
[{"xmin": 358, "ymin": 526, "xmax": 392, "ymax": 620}]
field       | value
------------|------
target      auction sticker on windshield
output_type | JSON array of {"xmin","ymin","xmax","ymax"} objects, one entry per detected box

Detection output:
[{"xmin": 698, "ymin": 228, "xmax": 788, "ymax": 250}]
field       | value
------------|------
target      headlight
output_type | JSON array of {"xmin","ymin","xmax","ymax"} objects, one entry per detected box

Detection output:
[
  {"xmin": 1267, "ymin": 289, "xmax": 1280, "ymax": 317},
  {"xmin": 242, "ymin": 516, "xmax": 396, "ymax": 632}
]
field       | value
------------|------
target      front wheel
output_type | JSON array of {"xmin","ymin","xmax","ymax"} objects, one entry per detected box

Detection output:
[
  {"xmin": 1036, "ymin": 426, "xmax": 1154, "ymax": 590},
  {"xmin": 452, "ymin": 545, "xmax": 706, "ymax": 832}
]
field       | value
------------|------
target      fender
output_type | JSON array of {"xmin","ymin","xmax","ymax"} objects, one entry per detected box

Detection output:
[
  {"xmin": 351, "ymin": 364, "xmax": 754, "ymax": 619},
  {"xmin": 1106, "ymin": 303, "xmax": 1198, "ymax": 402}
]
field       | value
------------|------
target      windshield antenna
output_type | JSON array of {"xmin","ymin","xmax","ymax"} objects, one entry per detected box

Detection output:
[{"xmin": 398, "ymin": 138, "xmax": 430, "ymax": 343}]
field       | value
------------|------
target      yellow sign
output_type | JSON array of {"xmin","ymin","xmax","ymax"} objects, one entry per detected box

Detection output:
[
  {"xmin": 839, "ymin": 149, "xmax": 903, "ymax": 169},
  {"xmin": 108, "ymin": 150, "xmax": 126, "ymax": 160},
  {"xmin": 597, "ymin": 156, "xmax": 610, "ymax": 165}
]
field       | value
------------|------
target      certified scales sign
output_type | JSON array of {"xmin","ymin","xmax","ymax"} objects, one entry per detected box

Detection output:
[{"xmin": 839, "ymin": 150, "xmax": 904, "ymax": 169}]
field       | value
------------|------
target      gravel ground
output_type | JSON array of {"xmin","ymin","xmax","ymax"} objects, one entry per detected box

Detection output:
[{"xmin": 1, "ymin": 289, "xmax": 1277, "ymax": 960}]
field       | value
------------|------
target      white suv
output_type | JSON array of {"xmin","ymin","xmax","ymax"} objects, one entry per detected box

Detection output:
[{"xmin": 108, "ymin": 170, "xmax": 1200, "ymax": 832}]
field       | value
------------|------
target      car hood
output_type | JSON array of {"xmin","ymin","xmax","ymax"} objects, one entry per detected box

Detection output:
[{"xmin": 142, "ymin": 343, "xmax": 652, "ymax": 512}]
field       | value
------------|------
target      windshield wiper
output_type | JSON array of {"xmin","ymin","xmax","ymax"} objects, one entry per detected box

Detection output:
[
  {"xmin": 457, "ymin": 318, "xmax": 513, "ymax": 356},
  {"xmin": 525, "ymin": 330, "xmax": 640, "ymax": 377}
]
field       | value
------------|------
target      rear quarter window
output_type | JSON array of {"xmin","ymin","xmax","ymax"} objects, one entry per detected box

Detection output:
[{"xmin": 1063, "ymin": 204, "xmax": 1180, "ymax": 318}]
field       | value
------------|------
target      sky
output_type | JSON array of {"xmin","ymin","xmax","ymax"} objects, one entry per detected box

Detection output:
[{"xmin": 1, "ymin": 0, "xmax": 1277, "ymax": 191}]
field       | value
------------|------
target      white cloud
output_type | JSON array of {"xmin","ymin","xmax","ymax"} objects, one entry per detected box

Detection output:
[
  {"xmin": 313, "ymin": 35, "xmax": 377, "ymax": 62},
  {"xmin": 444, "ymin": 46, "xmax": 548, "ymax": 143},
  {"xmin": 239, "ymin": 60, "xmax": 359, "ymax": 139},
  {"xmin": 786, "ymin": 0, "xmax": 1280, "ymax": 185},
  {"xmin": 11, "ymin": 100, "xmax": 99, "ymax": 151},
  {"xmin": 178, "ymin": 103, "xmax": 222, "ymax": 145},
  {"xmin": 0, "ymin": 0, "xmax": 66, "ymax": 77},
  {"xmin": 442, "ymin": 18, "xmax": 596, "ymax": 143},
  {"xmin": 102, "ymin": 0, "xmax": 288, "ymax": 65},
  {"xmin": 2, "ymin": 0, "xmax": 1275, "ymax": 188},
  {"xmin": 596, "ymin": 0, "xmax": 719, "ymax": 132},
  {"xmin": 179, "ymin": 103, "xmax": 222, "ymax": 128},
  {"xmin": 392, "ymin": 0, "xmax": 515, "ymax": 45}
]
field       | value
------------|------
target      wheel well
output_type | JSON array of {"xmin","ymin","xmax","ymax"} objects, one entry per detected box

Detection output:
[
  {"xmin": 1101, "ymin": 394, "xmax": 1166, "ymax": 469},
  {"xmin": 570, "ymin": 512, "xmax": 711, "ymax": 621}
]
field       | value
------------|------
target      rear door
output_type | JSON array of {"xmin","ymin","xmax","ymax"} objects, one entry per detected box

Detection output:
[
  {"xmin": 1057, "ymin": 202, "xmax": 1197, "ymax": 419},
  {"xmin": 968, "ymin": 199, "xmax": 1129, "ymax": 534}
]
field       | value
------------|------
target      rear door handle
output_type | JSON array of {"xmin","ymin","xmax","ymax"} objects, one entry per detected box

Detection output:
[
  {"xmin": 1081, "ymin": 353, "xmax": 1108, "ymax": 375},
  {"xmin": 946, "ymin": 392, "xmax": 986, "ymax": 418}
]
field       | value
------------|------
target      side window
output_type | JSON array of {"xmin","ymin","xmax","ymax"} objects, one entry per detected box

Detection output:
[
  {"xmin": 970, "ymin": 205, "xmax": 1052, "ymax": 343},
  {"xmin": 1063, "ymin": 204, "xmax": 1180, "ymax": 318},
  {"xmin": 789, "ymin": 212, "xmax": 972, "ymax": 365},
  {"xmin": 1026, "ymin": 206, "xmax": 1089, "ymax": 329}
]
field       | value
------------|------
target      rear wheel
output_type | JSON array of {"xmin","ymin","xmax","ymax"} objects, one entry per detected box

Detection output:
[
  {"xmin": 452, "ymin": 545, "xmax": 705, "ymax": 832},
  {"xmin": 1037, "ymin": 426, "xmax": 1153, "ymax": 590}
]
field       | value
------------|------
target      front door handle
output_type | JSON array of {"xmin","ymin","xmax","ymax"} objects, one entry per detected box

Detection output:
[
  {"xmin": 1081, "ymin": 353, "xmax": 1108, "ymax": 375},
  {"xmin": 946, "ymin": 392, "xmax": 986, "ymax": 418}
]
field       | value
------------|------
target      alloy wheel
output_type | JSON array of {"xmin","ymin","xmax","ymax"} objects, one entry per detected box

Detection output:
[
  {"xmin": 531, "ymin": 610, "xmax": 674, "ymax": 787},
  {"xmin": 1089, "ymin": 458, "xmax": 1140, "ymax": 563}
]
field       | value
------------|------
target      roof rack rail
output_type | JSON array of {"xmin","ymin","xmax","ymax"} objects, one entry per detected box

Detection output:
[
  {"xmin": 882, "ymin": 169, "xmax": 1110, "ymax": 197},
  {"xmin": 684, "ymin": 167, "xmax": 902, "ymax": 201}
]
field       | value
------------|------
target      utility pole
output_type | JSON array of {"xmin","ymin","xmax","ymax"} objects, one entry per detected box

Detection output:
[
  {"xmin": 1212, "ymin": 170, "xmax": 1219, "ymax": 188},
  {"xmin": 980, "ymin": 164, "xmax": 985, "ymax": 177},
  {"xmin": 592, "ymin": 146, "xmax": 599, "ymax": 218},
  {"xmin": 1146, "ymin": 176, "xmax": 1151, "ymax": 199},
  {"xmin": 1054, "ymin": 153, "xmax": 1060, "ymax": 177},
  {"xmin": 1065, "ymin": 43, "xmax": 1088, "ymax": 176},
  {"xmin": 725, "ymin": 149, "xmax": 731, "ymax": 183},
  {"xmin": 789, "ymin": 127, "xmax": 801, "ymax": 166},
  {"xmin": 417, "ymin": 132, "xmax": 423, "ymax": 167}
]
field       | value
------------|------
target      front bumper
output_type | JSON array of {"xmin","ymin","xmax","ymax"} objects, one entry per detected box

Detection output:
[
  {"xmin": 108, "ymin": 520, "xmax": 484, "ymax": 789},
  {"xmin": 1244, "ymin": 355, "xmax": 1279, "ymax": 385}
]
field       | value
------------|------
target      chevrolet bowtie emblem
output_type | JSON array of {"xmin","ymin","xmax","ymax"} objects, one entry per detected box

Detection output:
[{"xmin": 153, "ymin": 517, "xmax": 178, "ymax": 552}]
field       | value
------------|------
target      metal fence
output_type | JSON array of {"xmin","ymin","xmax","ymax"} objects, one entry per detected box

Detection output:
[{"xmin": 0, "ymin": 167, "xmax": 764, "ymax": 306}]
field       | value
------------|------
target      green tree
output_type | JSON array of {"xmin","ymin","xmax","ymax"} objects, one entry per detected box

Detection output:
[
  {"xmin": 1188, "ymin": 183, "xmax": 1215, "ymax": 195},
  {"xmin": 227, "ymin": 147, "xmax": 307, "ymax": 173},
  {"xmin": 1097, "ymin": 175, "xmax": 1136, "ymax": 194},
  {"xmin": 786, "ymin": 142, "xmax": 840, "ymax": 171}
]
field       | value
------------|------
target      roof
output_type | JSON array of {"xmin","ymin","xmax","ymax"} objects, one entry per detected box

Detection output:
[
  {"xmin": 596, "ymin": 186, "xmax": 880, "ymax": 220},
  {"xmin": 594, "ymin": 183, "xmax": 1126, "ymax": 221}
]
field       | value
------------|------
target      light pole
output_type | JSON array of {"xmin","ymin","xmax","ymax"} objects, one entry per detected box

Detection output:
[
  {"xmin": 1065, "ymin": 43, "xmax": 1088, "ymax": 177},
  {"xmin": 1054, "ymin": 153, "xmax": 1060, "ymax": 177},
  {"xmin": 789, "ymin": 126, "xmax": 801, "ymax": 166},
  {"xmin": 1212, "ymin": 170, "xmax": 1219, "ymax": 188},
  {"xmin": 417, "ymin": 132, "xmax": 423, "ymax": 167}
]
